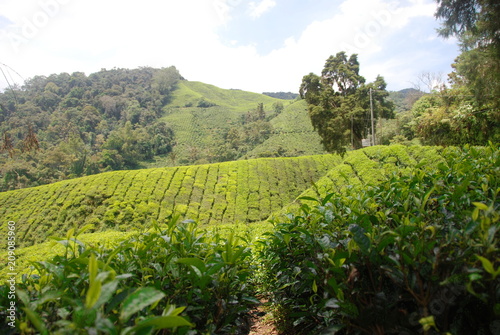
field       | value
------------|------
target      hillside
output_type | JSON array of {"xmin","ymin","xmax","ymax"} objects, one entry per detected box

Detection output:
[
  {"xmin": 0, "ymin": 154, "xmax": 341, "ymax": 248},
  {"xmin": 168, "ymin": 81, "xmax": 282, "ymax": 112},
  {"xmin": 0, "ymin": 69, "xmax": 327, "ymax": 191},
  {"xmin": 160, "ymin": 81, "xmax": 326, "ymax": 165},
  {"xmin": 0, "ymin": 144, "xmax": 453, "ymax": 250},
  {"xmin": 1, "ymin": 144, "xmax": 497, "ymax": 334}
]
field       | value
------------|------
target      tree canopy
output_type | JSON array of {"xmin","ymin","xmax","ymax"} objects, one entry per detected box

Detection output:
[
  {"xmin": 300, "ymin": 52, "xmax": 394, "ymax": 154},
  {"xmin": 0, "ymin": 67, "xmax": 180, "ymax": 191}
]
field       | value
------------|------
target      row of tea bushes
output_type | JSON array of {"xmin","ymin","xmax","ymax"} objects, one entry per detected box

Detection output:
[
  {"xmin": 0, "ymin": 154, "xmax": 340, "ymax": 247},
  {"xmin": 258, "ymin": 144, "xmax": 499, "ymax": 334}
]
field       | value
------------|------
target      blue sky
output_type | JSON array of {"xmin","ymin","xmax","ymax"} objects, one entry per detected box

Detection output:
[{"xmin": 0, "ymin": 0, "xmax": 460, "ymax": 93}]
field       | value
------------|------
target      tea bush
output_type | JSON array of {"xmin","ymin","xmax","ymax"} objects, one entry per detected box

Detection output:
[
  {"xmin": 0, "ymin": 154, "xmax": 340, "ymax": 248},
  {"xmin": 0, "ymin": 216, "xmax": 257, "ymax": 334},
  {"xmin": 258, "ymin": 145, "xmax": 499, "ymax": 334}
]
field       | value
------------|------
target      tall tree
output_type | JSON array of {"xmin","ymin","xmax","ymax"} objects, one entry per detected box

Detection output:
[
  {"xmin": 300, "ymin": 52, "xmax": 393, "ymax": 154},
  {"xmin": 433, "ymin": 0, "xmax": 500, "ymax": 141},
  {"xmin": 436, "ymin": 0, "xmax": 500, "ymax": 108},
  {"xmin": 435, "ymin": 0, "xmax": 500, "ymax": 50}
]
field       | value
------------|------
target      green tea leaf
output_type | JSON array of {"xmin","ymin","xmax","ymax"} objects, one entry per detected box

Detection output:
[
  {"xmin": 76, "ymin": 224, "xmax": 95, "ymax": 237},
  {"xmin": 299, "ymin": 196, "xmax": 320, "ymax": 203},
  {"xmin": 22, "ymin": 307, "xmax": 48, "ymax": 335},
  {"xmin": 88, "ymin": 253, "xmax": 98, "ymax": 285},
  {"xmin": 177, "ymin": 257, "xmax": 206, "ymax": 275},
  {"xmin": 420, "ymin": 185, "xmax": 435, "ymax": 212},
  {"xmin": 94, "ymin": 280, "xmax": 120, "ymax": 309},
  {"xmin": 472, "ymin": 202, "xmax": 489, "ymax": 211},
  {"xmin": 419, "ymin": 315, "xmax": 436, "ymax": 331},
  {"xmin": 476, "ymin": 255, "xmax": 499, "ymax": 278},
  {"xmin": 16, "ymin": 289, "xmax": 30, "ymax": 306},
  {"xmin": 131, "ymin": 316, "xmax": 193, "ymax": 331},
  {"xmin": 349, "ymin": 224, "xmax": 370, "ymax": 253},
  {"xmin": 85, "ymin": 280, "xmax": 102, "ymax": 309},
  {"xmin": 120, "ymin": 287, "xmax": 166, "ymax": 323}
]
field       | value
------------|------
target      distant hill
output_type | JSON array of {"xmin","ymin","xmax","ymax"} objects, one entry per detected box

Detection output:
[
  {"xmin": 262, "ymin": 92, "xmax": 299, "ymax": 100},
  {"xmin": 388, "ymin": 88, "xmax": 425, "ymax": 113},
  {"xmin": 160, "ymin": 81, "xmax": 326, "ymax": 165},
  {"xmin": 0, "ymin": 68, "xmax": 326, "ymax": 191}
]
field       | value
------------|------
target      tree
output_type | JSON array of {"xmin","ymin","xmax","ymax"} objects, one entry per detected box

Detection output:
[
  {"xmin": 435, "ymin": 0, "xmax": 500, "ymax": 109},
  {"xmin": 22, "ymin": 125, "xmax": 40, "ymax": 153},
  {"xmin": 1, "ymin": 132, "xmax": 15, "ymax": 158},
  {"xmin": 152, "ymin": 66, "xmax": 181, "ymax": 96},
  {"xmin": 300, "ymin": 52, "xmax": 393, "ymax": 153},
  {"xmin": 435, "ymin": 0, "xmax": 500, "ymax": 50},
  {"xmin": 256, "ymin": 103, "xmax": 266, "ymax": 120},
  {"xmin": 271, "ymin": 101, "xmax": 284, "ymax": 117}
]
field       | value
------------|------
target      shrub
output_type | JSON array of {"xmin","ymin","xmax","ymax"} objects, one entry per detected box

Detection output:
[
  {"xmin": 0, "ymin": 216, "xmax": 257, "ymax": 334},
  {"xmin": 258, "ymin": 144, "xmax": 499, "ymax": 334}
]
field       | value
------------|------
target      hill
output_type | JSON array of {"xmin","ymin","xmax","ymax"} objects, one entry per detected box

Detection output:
[
  {"xmin": 0, "ymin": 144, "xmax": 452, "ymax": 250},
  {"xmin": 160, "ymin": 81, "xmax": 326, "ymax": 165},
  {"xmin": 0, "ymin": 67, "xmax": 182, "ymax": 191},
  {"xmin": 0, "ymin": 154, "xmax": 341, "ymax": 248},
  {"xmin": 0, "ymin": 68, "xmax": 327, "ymax": 191},
  {"xmin": 1, "ymin": 144, "xmax": 497, "ymax": 334}
]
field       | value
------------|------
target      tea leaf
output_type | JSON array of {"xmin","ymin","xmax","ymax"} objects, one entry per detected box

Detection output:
[
  {"xmin": 473, "ymin": 202, "xmax": 489, "ymax": 211},
  {"xmin": 177, "ymin": 258, "xmax": 206, "ymax": 277},
  {"xmin": 419, "ymin": 315, "xmax": 436, "ymax": 331},
  {"xmin": 120, "ymin": 287, "xmax": 166, "ymax": 323},
  {"xmin": 85, "ymin": 280, "xmax": 102, "ymax": 309},
  {"xmin": 94, "ymin": 279, "xmax": 120, "ymax": 309},
  {"xmin": 130, "ymin": 315, "xmax": 193, "ymax": 332},
  {"xmin": 476, "ymin": 255, "xmax": 499, "ymax": 278},
  {"xmin": 22, "ymin": 307, "xmax": 48, "ymax": 335}
]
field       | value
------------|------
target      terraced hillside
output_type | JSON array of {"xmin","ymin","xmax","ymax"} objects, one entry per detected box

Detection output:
[
  {"xmin": 161, "ymin": 81, "xmax": 326, "ymax": 164},
  {"xmin": 243, "ymin": 99, "xmax": 326, "ymax": 158},
  {"xmin": 275, "ymin": 145, "xmax": 448, "ymax": 216},
  {"xmin": 0, "ymin": 144, "xmax": 480, "ymax": 287},
  {"xmin": 0, "ymin": 154, "xmax": 341, "ymax": 247}
]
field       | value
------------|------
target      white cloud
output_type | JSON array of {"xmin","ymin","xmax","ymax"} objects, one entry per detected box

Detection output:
[{"xmin": 248, "ymin": 0, "xmax": 276, "ymax": 19}]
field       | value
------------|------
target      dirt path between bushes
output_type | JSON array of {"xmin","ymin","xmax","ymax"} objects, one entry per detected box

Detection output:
[{"xmin": 247, "ymin": 299, "xmax": 278, "ymax": 335}]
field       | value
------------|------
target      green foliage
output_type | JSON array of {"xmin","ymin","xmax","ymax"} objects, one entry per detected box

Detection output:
[
  {"xmin": 0, "ymin": 154, "xmax": 340, "ymax": 248},
  {"xmin": 258, "ymin": 144, "xmax": 499, "ymax": 334},
  {"xmin": 262, "ymin": 92, "xmax": 299, "ymax": 100},
  {"xmin": 161, "ymin": 81, "xmax": 326, "ymax": 165},
  {"xmin": 300, "ymin": 52, "xmax": 394, "ymax": 153},
  {"xmin": 411, "ymin": 86, "xmax": 500, "ymax": 145},
  {"xmin": 1, "ymin": 144, "xmax": 498, "ymax": 334},
  {"xmin": 0, "ymin": 217, "xmax": 256, "ymax": 334},
  {"xmin": 433, "ymin": 0, "xmax": 500, "ymax": 130},
  {"xmin": 0, "ymin": 67, "xmax": 179, "ymax": 191}
]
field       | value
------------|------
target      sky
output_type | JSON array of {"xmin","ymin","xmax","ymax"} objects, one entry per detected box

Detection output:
[{"xmin": 0, "ymin": 0, "xmax": 460, "ymax": 94}]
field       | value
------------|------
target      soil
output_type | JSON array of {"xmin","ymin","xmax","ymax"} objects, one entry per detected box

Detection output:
[{"xmin": 247, "ymin": 299, "xmax": 278, "ymax": 335}]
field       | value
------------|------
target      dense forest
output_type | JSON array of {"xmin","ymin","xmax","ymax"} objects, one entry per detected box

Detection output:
[{"xmin": 0, "ymin": 66, "xmax": 183, "ymax": 191}]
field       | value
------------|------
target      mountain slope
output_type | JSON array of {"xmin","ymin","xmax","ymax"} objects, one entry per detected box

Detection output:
[
  {"xmin": 160, "ymin": 81, "xmax": 326, "ymax": 165},
  {"xmin": 243, "ymin": 99, "xmax": 326, "ymax": 158},
  {"xmin": 169, "ymin": 81, "xmax": 283, "ymax": 111},
  {"xmin": 0, "ymin": 154, "xmax": 341, "ymax": 247}
]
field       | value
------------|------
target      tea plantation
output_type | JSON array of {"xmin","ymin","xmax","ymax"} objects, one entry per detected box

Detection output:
[
  {"xmin": 0, "ymin": 144, "xmax": 498, "ymax": 334},
  {"xmin": 0, "ymin": 154, "xmax": 341, "ymax": 248}
]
